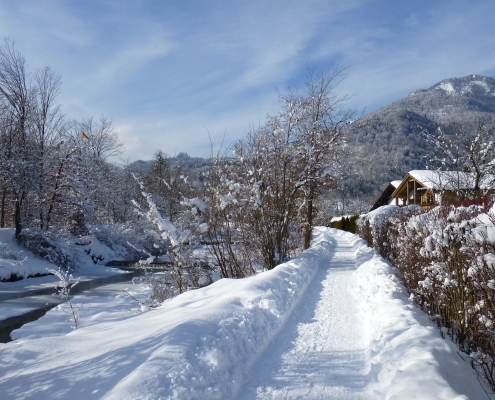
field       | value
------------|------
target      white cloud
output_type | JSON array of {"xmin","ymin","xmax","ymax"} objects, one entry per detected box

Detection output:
[
  {"xmin": 114, "ymin": 122, "xmax": 155, "ymax": 162},
  {"xmin": 117, "ymin": 89, "xmax": 280, "ymax": 160}
]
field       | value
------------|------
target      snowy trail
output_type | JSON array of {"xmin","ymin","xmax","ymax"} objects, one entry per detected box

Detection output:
[
  {"xmin": 0, "ymin": 228, "xmax": 492, "ymax": 399},
  {"xmin": 238, "ymin": 234, "xmax": 369, "ymax": 399}
]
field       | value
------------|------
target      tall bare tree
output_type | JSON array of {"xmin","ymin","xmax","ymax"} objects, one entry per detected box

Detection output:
[
  {"xmin": 0, "ymin": 39, "xmax": 34, "ymax": 237},
  {"xmin": 292, "ymin": 66, "xmax": 354, "ymax": 248}
]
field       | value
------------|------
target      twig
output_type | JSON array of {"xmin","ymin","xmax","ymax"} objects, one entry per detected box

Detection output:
[
  {"xmin": 123, "ymin": 289, "xmax": 146, "ymax": 312},
  {"xmin": 476, "ymin": 374, "xmax": 493, "ymax": 400}
]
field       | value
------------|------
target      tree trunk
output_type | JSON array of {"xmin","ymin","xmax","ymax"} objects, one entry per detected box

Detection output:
[
  {"xmin": 14, "ymin": 200, "xmax": 22, "ymax": 238},
  {"xmin": 0, "ymin": 187, "xmax": 6, "ymax": 228},
  {"xmin": 304, "ymin": 183, "xmax": 315, "ymax": 250}
]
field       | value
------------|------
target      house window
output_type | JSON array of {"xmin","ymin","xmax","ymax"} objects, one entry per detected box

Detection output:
[{"xmin": 421, "ymin": 192, "xmax": 433, "ymax": 204}]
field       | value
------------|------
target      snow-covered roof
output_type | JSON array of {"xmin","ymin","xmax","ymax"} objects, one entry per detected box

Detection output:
[
  {"xmin": 409, "ymin": 170, "xmax": 461, "ymax": 190},
  {"xmin": 390, "ymin": 180, "xmax": 402, "ymax": 188},
  {"xmin": 408, "ymin": 170, "xmax": 494, "ymax": 190}
]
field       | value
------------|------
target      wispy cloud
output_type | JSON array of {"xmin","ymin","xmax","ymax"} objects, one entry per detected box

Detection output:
[
  {"xmin": 91, "ymin": 32, "xmax": 173, "ymax": 86},
  {"xmin": 1, "ymin": 0, "xmax": 495, "ymax": 161}
]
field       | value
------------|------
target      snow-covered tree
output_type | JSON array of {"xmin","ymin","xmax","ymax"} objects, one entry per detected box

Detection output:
[
  {"xmin": 282, "ymin": 66, "xmax": 354, "ymax": 248},
  {"xmin": 202, "ymin": 67, "xmax": 354, "ymax": 272},
  {"xmin": 145, "ymin": 150, "xmax": 189, "ymax": 223},
  {"xmin": 0, "ymin": 39, "xmax": 35, "ymax": 237},
  {"xmin": 425, "ymin": 118, "xmax": 495, "ymax": 196}
]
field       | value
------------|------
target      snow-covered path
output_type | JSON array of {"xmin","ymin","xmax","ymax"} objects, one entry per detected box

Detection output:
[
  {"xmin": 239, "ymin": 234, "xmax": 369, "ymax": 399},
  {"xmin": 0, "ymin": 228, "xmax": 492, "ymax": 399}
]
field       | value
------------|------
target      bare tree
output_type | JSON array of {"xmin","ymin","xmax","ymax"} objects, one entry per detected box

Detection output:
[
  {"xmin": 77, "ymin": 115, "xmax": 125, "ymax": 160},
  {"xmin": 0, "ymin": 39, "xmax": 34, "ymax": 237},
  {"xmin": 287, "ymin": 66, "xmax": 354, "ymax": 248},
  {"xmin": 31, "ymin": 66, "xmax": 65, "ymax": 229}
]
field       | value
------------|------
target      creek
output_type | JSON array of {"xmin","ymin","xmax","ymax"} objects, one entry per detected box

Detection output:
[{"xmin": 0, "ymin": 266, "xmax": 149, "ymax": 343}]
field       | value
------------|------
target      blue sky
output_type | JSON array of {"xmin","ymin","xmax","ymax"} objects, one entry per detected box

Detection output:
[{"xmin": 1, "ymin": 0, "xmax": 495, "ymax": 161}]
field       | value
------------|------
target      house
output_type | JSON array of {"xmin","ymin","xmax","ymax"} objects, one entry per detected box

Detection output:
[
  {"xmin": 369, "ymin": 180, "xmax": 404, "ymax": 211},
  {"xmin": 390, "ymin": 170, "xmax": 493, "ymax": 209}
]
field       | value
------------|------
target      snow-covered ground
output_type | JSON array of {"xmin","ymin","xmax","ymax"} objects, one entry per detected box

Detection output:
[
  {"xmin": 0, "ymin": 227, "xmax": 134, "ymax": 322},
  {"xmin": 0, "ymin": 228, "xmax": 492, "ymax": 399}
]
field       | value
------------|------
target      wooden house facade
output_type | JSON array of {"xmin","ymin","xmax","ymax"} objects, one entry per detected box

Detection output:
[
  {"xmin": 371, "ymin": 170, "xmax": 494, "ymax": 212},
  {"xmin": 390, "ymin": 170, "xmax": 492, "ymax": 209},
  {"xmin": 390, "ymin": 171, "xmax": 440, "ymax": 209}
]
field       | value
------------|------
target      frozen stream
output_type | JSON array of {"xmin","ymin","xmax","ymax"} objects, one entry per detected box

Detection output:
[{"xmin": 0, "ymin": 268, "xmax": 145, "ymax": 342}]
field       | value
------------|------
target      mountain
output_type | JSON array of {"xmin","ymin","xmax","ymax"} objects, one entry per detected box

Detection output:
[
  {"xmin": 128, "ymin": 152, "xmax": 212, "ymax": 190},
  {"xmin": 395, "ymin": 75, "xmax": 495, "ymax": 122},
  {"xmin": 343, "ymin": 75, "xmax": 495, "ymax": 204},
  {"xmin": 130, "ymin": 152, "xmax": 210, "ymax": 175}
]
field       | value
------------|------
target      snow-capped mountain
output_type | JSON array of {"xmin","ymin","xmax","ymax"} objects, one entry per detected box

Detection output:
[{"xmin": 429, "ymin": 75, "xmax": 495, "ymax": 97}]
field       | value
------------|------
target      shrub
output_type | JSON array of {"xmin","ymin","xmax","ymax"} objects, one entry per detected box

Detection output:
[
  {"xmin": 357, "ymin": 202, "xmax": 495, "ymax": 390},
  {"xmin": 331, "ymin": 215, "xmax": 359, "ymax": 234}
]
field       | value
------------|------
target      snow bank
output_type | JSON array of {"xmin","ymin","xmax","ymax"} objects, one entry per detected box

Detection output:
[
  {"xmin": 0, "ymin": 226, "xmax": 132, "ymax": 287},
  {"xmin": 0, "ymin": 227, "xmax": 335, "ymax": 400},
  {"xmin": 0, "ymin": 229, "xmax": 54, "ymax": 280}
]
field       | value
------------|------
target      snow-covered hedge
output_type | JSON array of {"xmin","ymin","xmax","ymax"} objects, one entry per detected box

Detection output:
[{"xmin": 357, "ymin": 203, "xmax": 495, "ymax": 389}]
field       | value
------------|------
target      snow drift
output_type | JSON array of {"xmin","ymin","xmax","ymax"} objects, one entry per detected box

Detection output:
[{"xmin": 0, "ymin": 228, "xmax": 333, "ymax": 399}]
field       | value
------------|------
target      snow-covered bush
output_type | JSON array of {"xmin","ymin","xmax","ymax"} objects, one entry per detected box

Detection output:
[
  {"xmin": 18, "ymin": 229, "xmax": 77, "ymax": 271},
  {"xmin": 202, "ymin": 156, "xmax": 259, "ymax": 278},
  {"xmin": 330, "ymin": 215, "xmax": 359, "ymax": 233},
  {"xmin": 49, "ymin": 267, "xmax": 81, "ymax": 329},
  {"xmin": 0, "ymin": 241, "xmax": 18, "ymax": 261},
  {"xmin": 87, "ymin": 223, "xmax": 168, "ymax": 260},
  {"xmin": 356, "ymin": 204, "xmax": 422, "ymax": 257},
  {"xmin": 130, "ymin": 172, "xmax": 218, "ymax": 305},
  {"xmin": 358, "ymin": 202, "xmax": 495, "ymax": 389}
]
